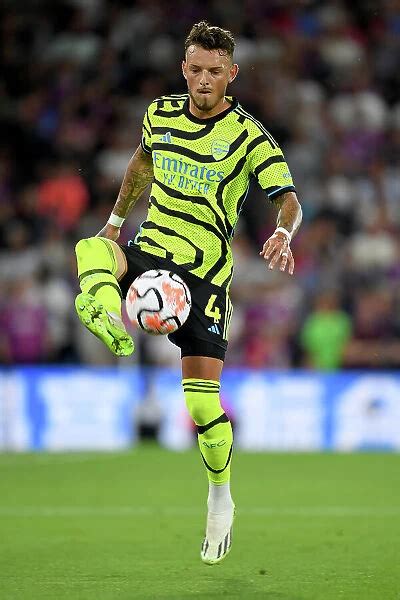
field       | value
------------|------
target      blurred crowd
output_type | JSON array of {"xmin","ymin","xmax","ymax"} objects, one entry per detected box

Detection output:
[{"xmin": 1, "ymin": 0, "xmax": 399, "ymax": 369}]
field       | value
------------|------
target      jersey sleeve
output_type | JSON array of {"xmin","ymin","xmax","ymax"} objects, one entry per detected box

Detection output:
[
  {"xmin": 248, "ymin": 132, "xmax": 296, "ymax": 202},
  {"xmin": 141, "ymin": 106, "xmax": 152, "ymax": 154}
]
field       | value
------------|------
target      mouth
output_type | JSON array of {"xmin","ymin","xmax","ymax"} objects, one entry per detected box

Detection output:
[{"xmin": 197, "ymin": 89, "xmax": 211, "ymax": 95}]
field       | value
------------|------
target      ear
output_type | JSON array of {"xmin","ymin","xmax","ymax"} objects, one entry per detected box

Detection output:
[
  {"xmin": 182, "ymin": 60, "xmax": 187, "ymax": 80},
  {"xmin": 228, "ymin": 63, "xmax": 239, "ymax": 84}
]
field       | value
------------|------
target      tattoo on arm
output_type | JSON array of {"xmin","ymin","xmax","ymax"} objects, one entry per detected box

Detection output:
[
  {"xmin": 273, "ymin": 191, "xmax": 302, "ymax": 238},
  {"xmin": 112, "ymin": 146, "xmax": 154, "ymax": 218}
]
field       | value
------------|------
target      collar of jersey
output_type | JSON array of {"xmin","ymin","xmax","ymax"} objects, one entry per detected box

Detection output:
[{"xmin": 183, "ymin": 96, "xmax": 239, "ymax": 124}]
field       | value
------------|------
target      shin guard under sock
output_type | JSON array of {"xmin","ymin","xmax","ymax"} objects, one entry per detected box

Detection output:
[
  {"xmin": 75, "ymin": 237, "xmax": 122, "ymax": 317},
  {"xmin": 183, "ymin": 379, "xmax": 233, "ymax": 485}
]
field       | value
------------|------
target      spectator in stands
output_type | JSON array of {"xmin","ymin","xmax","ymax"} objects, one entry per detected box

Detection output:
[
  {"xmin": 0, "ymin": 1, "xmax": 398, "ymax": 367},
  {"xmin": 300, "ymin": 290, "xmax": 352, "ymax": 370},
  {"xmin": 0, "ymin": 278, "xmax": 50, "ymax": 364}
]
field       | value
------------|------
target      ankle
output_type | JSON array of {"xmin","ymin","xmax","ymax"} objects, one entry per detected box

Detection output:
[{"xmin": 207, "ymin": 482, "xmax": 234, "ymax": 514}]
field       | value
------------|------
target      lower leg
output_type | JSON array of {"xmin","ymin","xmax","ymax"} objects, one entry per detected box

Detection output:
[
  {"xmin": 208, "ymin": 481, "xmax": 233, "ymax": 514},
  {"xmin": 75, "ymin": 237, "xmax": 125, "ymax": 317},
  {"xmin": 75, "ymin": 237, "xmax": 133, "ymax": 356},
  {"xmin": 183, "ymin": 377, "xmax": 234, "ymax": 488},
  {"xmin": 181, "ymin": 357, "xmax": 234, "ymax": 563}
]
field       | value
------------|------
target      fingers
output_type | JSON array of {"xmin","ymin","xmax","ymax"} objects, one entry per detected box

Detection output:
[
  {"xmin": 280, "ymin": 250, "xmax": 295, "ymax": 275},
  {"xmin": 259, "ymin": 238, "xmax": 285, "ymax": 260},
  {"xmin": 288, "ymin": 253, "xmax": 295, "ymax": 275},
  {"xmin": 268, "ymin": 245, "xmax": 283, "ymax": 270},
  {"xmin": 259, "ymin": 240, "xmax": 273, "ymax": 259},
  {"xmin": 265, "ymin": 239, "xmax": 279, "ymax": 260},
  {"xmin": 259, "ymin": 242, "xmax": 295, "ymax": 275},
  {"xmin": 280, "ymin": 251, "xmax": 289, "ymax": 272}
]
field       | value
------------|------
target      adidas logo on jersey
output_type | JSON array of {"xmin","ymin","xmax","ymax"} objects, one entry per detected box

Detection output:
[
  {"xmin": 208, "ymin": 324, "xmax": 221, "ymax": 335},
  {"xmin": 158, "ymin": 131, "xmax": 172, "ymax": 143}
]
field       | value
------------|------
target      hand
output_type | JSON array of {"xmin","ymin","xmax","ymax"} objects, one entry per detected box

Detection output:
[
  {"xmin": 96, "ymin": 224, "xmax": 121, "ymax": 241},
  {"xmin": 259, "ymin": 231, "xmax": 295, "ymax": 275}
]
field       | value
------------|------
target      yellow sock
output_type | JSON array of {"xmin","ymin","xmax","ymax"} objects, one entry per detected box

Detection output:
[
  {"xmin": 75, "ymin": 237, "xmax": 122, "ymax": 317},
  {"xmin": 183, "ymin": 379, "xmax": 233, "ymax": 485}
]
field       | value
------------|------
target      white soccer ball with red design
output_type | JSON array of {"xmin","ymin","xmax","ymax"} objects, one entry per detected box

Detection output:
[{"xmin": 126, "ymin": 270, "xmax": 191, "ymax": 335}]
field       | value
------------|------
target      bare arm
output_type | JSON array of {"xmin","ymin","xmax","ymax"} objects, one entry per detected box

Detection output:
[
  {"xmin": 274, "ymin": 191, "xmax": 302, "ymax": 239},
  {"xmin": 97, "ymin": 145, "xmax": 154, "ymax": 240},
  {"xmin": 259, "ymin": 191, "xmax": 303, "ymax": 275}
]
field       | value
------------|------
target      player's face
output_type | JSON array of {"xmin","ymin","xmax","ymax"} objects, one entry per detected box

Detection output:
[{"xmin": 182, "ymin": 45, "xmax": 238, "ymax": 116}]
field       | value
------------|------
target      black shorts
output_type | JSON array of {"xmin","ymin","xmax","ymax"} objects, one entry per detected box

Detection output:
[{"xmin": 118, "ymin": 243, "xmax": 232, "ymax": 361}]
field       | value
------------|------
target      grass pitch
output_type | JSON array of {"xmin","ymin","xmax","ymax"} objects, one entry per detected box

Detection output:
[{"xmin": 0, "ymin": 446, "xmax": 399, "ymax": 600}]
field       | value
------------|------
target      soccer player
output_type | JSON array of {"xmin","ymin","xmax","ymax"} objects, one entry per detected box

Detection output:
[{"xmin": 74, "ymin": 21, "xmax": 302, "ymax": 564}]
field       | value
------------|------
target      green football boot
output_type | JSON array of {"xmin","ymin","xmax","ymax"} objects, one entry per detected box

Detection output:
[{"xmin": 75, "ymin": 292, "xmax": 134, "ymax": 357}]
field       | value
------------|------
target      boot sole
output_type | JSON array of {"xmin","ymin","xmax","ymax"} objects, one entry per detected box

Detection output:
[{"xmin": 75, "ymin": 293, "xmax": 134, "ymax": 357}]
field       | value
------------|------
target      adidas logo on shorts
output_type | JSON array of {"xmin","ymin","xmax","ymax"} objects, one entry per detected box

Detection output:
[{"xmin": 208, "ymin": 324, "xmax": 220, "ymax": 335}]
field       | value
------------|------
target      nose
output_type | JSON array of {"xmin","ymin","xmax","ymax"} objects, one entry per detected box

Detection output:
[{"xmin": 200, "ymin": 70, "xmax": 210, "ymax": 87}]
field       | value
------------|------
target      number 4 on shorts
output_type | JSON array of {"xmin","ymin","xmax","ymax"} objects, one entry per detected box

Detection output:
[{"xmin": 205, "ymin": 294, "xmax": 221, "ymax": 323}]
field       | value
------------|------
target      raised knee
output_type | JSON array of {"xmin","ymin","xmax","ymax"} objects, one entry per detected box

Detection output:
[
  {"xmin": 75, "ymin": 236, "xmax": 117, "ymax": 274},
  {"xmin": 75, "ymin": 237, "xmax": 107, "ymax": 261},
  {"xmin": 75, "ymin": 237, "xmax": 95, "ymax": 255}
]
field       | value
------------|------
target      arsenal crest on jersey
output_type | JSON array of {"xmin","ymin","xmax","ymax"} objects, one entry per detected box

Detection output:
[{"xmin": 211, "ymin": 139, "xmax": 230, "ymax": 161}]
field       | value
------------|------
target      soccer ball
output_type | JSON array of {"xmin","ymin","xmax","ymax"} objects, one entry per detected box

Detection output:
[{"xmin": 126, "ymin": 270, "xmax": 191, "ymax": 335}]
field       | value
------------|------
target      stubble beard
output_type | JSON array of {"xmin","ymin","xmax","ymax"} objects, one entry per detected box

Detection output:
[{"xmin": 189, "ymin": 90, "xmax": 222, "ymax": 114}]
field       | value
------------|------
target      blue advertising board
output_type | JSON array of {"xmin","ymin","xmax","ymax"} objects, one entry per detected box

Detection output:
[{"xmin": 0, "ymin": 368, "xmax": 399, "ymax": 451}]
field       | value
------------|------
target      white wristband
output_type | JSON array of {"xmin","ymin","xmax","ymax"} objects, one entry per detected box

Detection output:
[
  {"xmin": 107, "ymin": 213, "xmax": 125, "ymax": 227},
  {"xmin": 274, "ymin": 226, "xmax": 292, "ymax": 242}
]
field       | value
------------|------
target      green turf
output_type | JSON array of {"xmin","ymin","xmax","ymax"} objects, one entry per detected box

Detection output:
[{"xmin": 0, "ymin": 447, "xmax": 399, "ymax": 600}]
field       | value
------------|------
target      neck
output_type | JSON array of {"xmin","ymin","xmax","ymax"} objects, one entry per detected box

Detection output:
[{"xmin": 189, "ymin": 96, "xmax": 231, "ymax": 119}]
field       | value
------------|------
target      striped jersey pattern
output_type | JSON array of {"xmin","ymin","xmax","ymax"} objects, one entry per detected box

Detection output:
[{"xmin": 136, "ymin": 94, "xmax": 295, "ymax": 289}]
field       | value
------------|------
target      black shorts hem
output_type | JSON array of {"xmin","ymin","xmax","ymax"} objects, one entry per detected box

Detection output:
[{"xmin": 169, "ymin": 337, "xmax": 226, "ymax": 361}]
